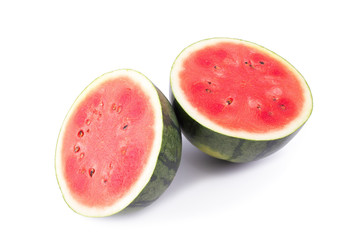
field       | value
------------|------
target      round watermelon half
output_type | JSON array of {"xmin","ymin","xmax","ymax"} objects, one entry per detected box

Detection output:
[
  {"xmin": 170, "ymin": 38, "xmax": 313, "ymax": 163},
  {"xmin": 55, "ymin": 69, "xmax": 182, "ymax": 217}
]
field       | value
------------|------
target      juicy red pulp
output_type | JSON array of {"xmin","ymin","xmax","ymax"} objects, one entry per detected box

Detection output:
[
  {"xmin": 61, "ymin": 77, "xmax": 155, "ymax": 207},
  {"xmin": 180, "ymin": 42, "xmax": 304, "ymax": 133}
]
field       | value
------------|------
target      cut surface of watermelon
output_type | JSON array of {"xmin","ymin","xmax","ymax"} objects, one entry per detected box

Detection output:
[
  {"xmin": 170, "ymin": 38, "xmax": 313, "ymax": 163},
  {"xmin": 171, "ymin": 38, "xmax": 312, "ymax": 141},
  {"xmin": 56, "ymin": 69, "xmax": 181, "ymax": 217}
]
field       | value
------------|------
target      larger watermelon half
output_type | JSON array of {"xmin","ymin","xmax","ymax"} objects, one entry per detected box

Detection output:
[
  {"xmin": 170, "ymin": 38, "xmax": 313, "ymax": 163},
  {"xmin": 55, "ymin": 69, "xmax": 181, "ymax": 217}
]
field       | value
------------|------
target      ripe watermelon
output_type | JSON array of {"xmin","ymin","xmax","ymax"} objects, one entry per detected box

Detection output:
[
  {"xmin": 55, "ymin": 69, "xmax": 182, "ymax": 217},
  {"xmin": 170, "ymin": 38, "xmax": 313, "ymax": 163}
]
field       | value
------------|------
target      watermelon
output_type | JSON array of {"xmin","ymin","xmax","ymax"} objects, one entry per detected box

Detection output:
[
  {"xmin": 170, "ymin": 38, "xmax": 313, "ymax": 163},
  {"xmin": 55, "ymin": 69, "xmax": 182, "ymax": 217}
]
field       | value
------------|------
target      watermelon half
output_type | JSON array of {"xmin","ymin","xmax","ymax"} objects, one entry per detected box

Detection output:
[
  {"xmin": 170, "ymin": 38, "xmax": 313, "ymax": 163},
  {"xmin": 55, "ymin": 69, "xmax": 181, "ymax": 217}
]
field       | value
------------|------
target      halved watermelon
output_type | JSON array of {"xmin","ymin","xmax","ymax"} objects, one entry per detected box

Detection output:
[
  {"xmin": 170, "ymin": 38, "xmax": 313, "ymax": 163},
  {"xmin": 55, "ymin": 69, "xmax": 181, "ymax": 217}
]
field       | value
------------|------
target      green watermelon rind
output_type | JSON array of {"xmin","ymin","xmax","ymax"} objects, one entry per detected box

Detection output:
[
  {"xmin": 170, "ymin": 38, "xmax": 313, "ymax": 163},
  {"xmin": 55, "ymin": 69, "xmax": 182, "ymax": 217},
  {"xmin": 128, "ymin": 87, "xmax": 182, "ymax": 208},
  {"xmin": 171, "ymin": 97, "xmax": 301, "ymax": 163}
]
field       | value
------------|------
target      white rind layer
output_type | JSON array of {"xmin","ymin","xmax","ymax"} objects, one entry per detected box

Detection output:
[
  {"xmin": 55, "ymin": 69, "xmax": 163, "ymax": 217},
  {"xmin": 171, "ymin": 38, "xmax": 313, "ymax": 141}
]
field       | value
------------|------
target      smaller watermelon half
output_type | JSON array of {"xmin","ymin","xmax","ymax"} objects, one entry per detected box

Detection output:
[
  {"xmin": 55, "ymin": 69, "xmax": 181, "ymax": 217},
  {"xmin": 170, "ymin": 38, "xmax": 313, "ymax": 163}
]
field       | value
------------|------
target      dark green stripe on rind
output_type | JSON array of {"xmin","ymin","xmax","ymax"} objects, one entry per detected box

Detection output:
[
  {"xmin": 171, "ymin": 98, "xmax": 299, "ymax": 163},
  {"xmin": 129, "ymin": 89, "xmax": 182, "ymax": 207}
]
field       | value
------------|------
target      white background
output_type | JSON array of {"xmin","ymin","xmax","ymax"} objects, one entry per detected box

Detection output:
[{"xmin": 1, "ymin": 0, "xmax": 359, "ymax": 239}]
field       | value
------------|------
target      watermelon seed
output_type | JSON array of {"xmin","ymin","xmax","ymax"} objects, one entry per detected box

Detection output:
[
  {"xmin": 102, "ymin": 178, "xmax": 108, "ymax": 184},
  {"xmin": 117, "ymin": 105, "xmax": 122, "ymax": 113},
  {"xmin": 214, "ymin": 65, "xmax": 220, "ymax": 69},
  {"xmin": 112, "ymin": 103, "xmax": 117, "ymax": 111},
  {"xmin": 226, "ymin": 98, "xmax": 233, "ymax": 105},
  {"xmin": 86, "ymin": 119, "xmax": 91, "ymax": 125},
  {"xmin": 272, "ymin": 97, "xmax": 278, "ymax": 101},
  {"xmin": 205, "ymin": 89, "xmax": 211, "ymax": 93},
  {"xmin": 245, "ymin": 61, "xmax": 254, "ymax": 68},
  {"xmin": 259, "ymin": 61, "xmax": 264, "ymax": 65},
  {"xmin": 257, "ymin": 105, "xmax": 261, "ymax": 109},
  {"xmin": 77, "ymin": 130, "xmax": 84, "ymax": 137},
  {"xmin": 74, "ymin": 145, "xmax": 80, "ymax": 153},
  {"xmin": 280, "ymin": 104, "xmax": 286, "ymax": 110},
  {"xmin": 207, "ymin": 81, "xmax": 212, "ymax": 85},
  {"xmin": 123, "ymin": 124, "xmax": 128, "ymax": 130},
  {"xmin": 89, "ymin": 168, "xmax": 95, "ymax": 177},
  {"xmin": 80, "ymin": 153, "xmax": 85, "ymax": 159}
]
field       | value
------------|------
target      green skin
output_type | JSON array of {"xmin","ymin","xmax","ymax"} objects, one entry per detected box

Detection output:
[
  {"xmin": 128, "ymin": 88, "xmax": 182, "ymax": 207},
  {"xmin": 171, "ymin": 96, "xmax": 301, "ymax": 163}
]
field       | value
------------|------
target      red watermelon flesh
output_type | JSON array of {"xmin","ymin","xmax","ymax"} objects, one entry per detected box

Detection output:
[
  {"xmin": 60, "ymin": 76, "xmax": 155, "ymax": 208},
  {"xmin": 179, "ymin": 42, "xmax": 304, "ymax": 133}
]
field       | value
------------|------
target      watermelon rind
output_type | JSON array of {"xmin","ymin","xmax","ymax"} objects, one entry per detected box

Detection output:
[
  {"xmin": 170, "ymin": 38, "xmax": 313, "ymax": 163},
  {"xmin": 55, "ymin": 69, "xmax": 182, "ymax": 217},
  {"xmin": 129, "ymin": 87, "xmax": 182, "ymax": 208}
]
